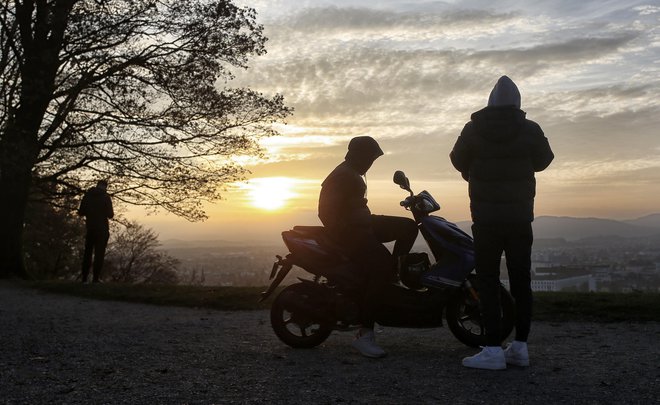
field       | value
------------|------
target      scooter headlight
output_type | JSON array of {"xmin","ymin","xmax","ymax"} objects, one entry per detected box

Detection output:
[{"xmin": 415, "ymin": 191, "xmax": 441, "ymax": 213}]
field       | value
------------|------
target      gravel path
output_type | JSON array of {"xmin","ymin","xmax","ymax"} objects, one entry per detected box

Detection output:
[{"xmin": 1, "ymin": 281, "xmax": 659, "ymax": 405}]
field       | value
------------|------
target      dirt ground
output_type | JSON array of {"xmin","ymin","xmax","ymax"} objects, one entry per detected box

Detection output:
[{"xmin": 1, "ymin": 281, "xmax": 659, "ymax": 404}]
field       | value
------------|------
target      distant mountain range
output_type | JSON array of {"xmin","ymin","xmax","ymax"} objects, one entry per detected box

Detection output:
[
  {"xmin": 457, "ymin": 214, "xmax": 660, "ymax": 241},
  {"xmin": 160, "ymin": 214, "xmax": 660, "ymax": 250},
  {"xmin": 622, "ymin": 213, "xmax": 660, "ymax": 228}
]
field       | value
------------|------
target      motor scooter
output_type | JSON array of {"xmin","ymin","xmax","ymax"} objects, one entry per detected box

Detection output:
[{"xmin": 260, "ymin": 170, "xmax": 514, "ymax": 348}]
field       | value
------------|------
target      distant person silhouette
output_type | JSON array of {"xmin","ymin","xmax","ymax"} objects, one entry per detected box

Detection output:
[
  {"xmin": 78, "ymin": 180, "xmax": 114, "ymax": 283},
  {"xmin": 319, "ymin": 136, "xmax": 418, "ymax": 358},
  {"xmin": 450, "ymin": 76, "xmax": 554, "ymax": 370}
]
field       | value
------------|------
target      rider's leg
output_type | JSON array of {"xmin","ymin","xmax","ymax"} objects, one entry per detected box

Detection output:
[
  {"xmin": 349, "ymin": 237, "xmax": 394, "ymax": 358},
  {"xmin": 370, "ymin": 214, "xmax": 418, "ymax": 259},
  {"xmin": 471, "ymin": 223, "xmax": 505, "ymax": 347},
  {"xmin": 504, "ymin": 222, "xmax": 533, "ymax": 343}
]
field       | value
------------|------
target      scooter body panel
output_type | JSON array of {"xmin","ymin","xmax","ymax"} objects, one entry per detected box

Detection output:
[{"xmin": 418, "ymin": 216, "xmax": 475, "ymax": 288}]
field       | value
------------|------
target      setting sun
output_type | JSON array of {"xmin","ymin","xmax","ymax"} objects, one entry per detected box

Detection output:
[{"xmin": 246, "ymin": 177, "xmax": 298, "ymax": 211}]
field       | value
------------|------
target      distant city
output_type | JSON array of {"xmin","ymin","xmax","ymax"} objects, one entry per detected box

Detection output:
[
  {"xmin": 162, "ymin": 215, "xmax": 660, "ymax": 293},
  {"xmin": 510, "ymin": 235, "xmax": 660, "ymax": 293}
]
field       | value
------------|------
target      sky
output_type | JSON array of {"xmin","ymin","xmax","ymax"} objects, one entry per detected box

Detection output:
[{"xmin": 130, "ymin": 0, "xmax": 660, "ymax": 243}]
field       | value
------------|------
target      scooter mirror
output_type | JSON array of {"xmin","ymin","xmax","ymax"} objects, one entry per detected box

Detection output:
[{"xmin": 393, "ymin": 170, "xmax": 411, "ymax": 191}]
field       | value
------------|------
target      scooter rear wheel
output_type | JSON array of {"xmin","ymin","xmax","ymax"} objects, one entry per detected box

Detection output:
[
  {"xmin": 446, "ymin": 283, "xmax": 515, "ymax": 348},
  {"xmin": 270, "ymin": 283, "xmax": 333, "ymax": 349}
]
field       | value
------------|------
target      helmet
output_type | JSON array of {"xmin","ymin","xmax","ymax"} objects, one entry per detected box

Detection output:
[
  {"xmin": 345, "ymin": 136, "xmax": 384, "ymax": 175},
  {"xmin": 398, "ymin": 252, "xmax": 430, "ymax": 290},
  {"xmin": 345, "ymin": 136, "xmax": 383, "ymax": 162}
]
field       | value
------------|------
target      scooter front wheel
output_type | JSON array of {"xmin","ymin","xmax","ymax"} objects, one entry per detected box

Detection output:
[
  {"xmin": 270, "ymin": 283, "xmax": 333, "ymax": 349},
  {"xmin": 446, "ymin": 283, "xmax": 515, "ymax": 348}
]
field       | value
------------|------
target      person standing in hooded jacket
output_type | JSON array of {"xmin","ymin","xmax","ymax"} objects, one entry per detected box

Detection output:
[
  {"xmin": 319, "ymin": 136, "xmax": 418, "ymax": 358},
  {"xmin": 450, "ymin": 76, "xmax": 554, "ymax": 370},
  {"xmin": 78, "ymin": 180, "xmax": 114, "ymax": 283}
]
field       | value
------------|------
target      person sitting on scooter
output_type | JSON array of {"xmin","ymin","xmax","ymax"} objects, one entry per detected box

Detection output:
[{"xmin": 318, "ymin": 136, "xmax": 418, "ymax": 358}]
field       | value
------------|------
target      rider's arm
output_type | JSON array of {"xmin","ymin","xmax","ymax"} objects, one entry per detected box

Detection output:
[
  {"xmin": 528, "ymin": 123, "xmax": 554, "ymax": 172},
  {"xmin": 450, "ymin": 123, "xmax": 473, "ymax": 180},
  {"xmin": 78, "ymin": 192, "xmax": 88, "ymax": 216}
]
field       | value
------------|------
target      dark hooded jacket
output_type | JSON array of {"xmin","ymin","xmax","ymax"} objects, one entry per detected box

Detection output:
[
  {"xmin": 318, "ymin": 136, "xmax": 384, "ymax": 236},
  {"xmin": 78, "ymin": 186, "xmax": 114, "ymax": 231},
  {"xmin": 450, "ymin": 76, "xmax": 554, "ymax": 224}
]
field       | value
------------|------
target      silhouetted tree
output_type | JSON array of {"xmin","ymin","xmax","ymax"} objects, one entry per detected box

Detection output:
[
  {"xmin": 105, "ymin": 221, "xmax": 179, "ymax": 284},
  {"xmin": 23, "ymin": 198, "xmax": 84, "ymax": 280},
  {"xmin": 0, "ymin": 0, "xmax": 292, "ymax": 278}
]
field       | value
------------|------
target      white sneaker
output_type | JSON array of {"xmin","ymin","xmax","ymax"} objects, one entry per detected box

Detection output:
[
  {"xmin": 462, "ymin": 346, "xmax": 506, "ymax": 370},
  {"xmin": 504, "ymin": 341, "xmax": 530, "ymax": 367},
  {"xmin": 351, "ymin": 329, "xmax": 387, "ymax": 358}
]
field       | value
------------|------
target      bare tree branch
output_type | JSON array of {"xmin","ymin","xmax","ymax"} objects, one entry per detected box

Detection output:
[{"xmin": 1, "ymin": 0, "xmax": 292, "ymax": 225}]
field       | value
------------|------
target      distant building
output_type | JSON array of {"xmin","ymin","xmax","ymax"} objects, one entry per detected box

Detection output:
[
  {"xmin": 501, "ymin": 265, "xmax": 596, "ymax": 292},
  {"xmin": 531, "ymin": 261, "xmax": 557, "ymax": 272}
]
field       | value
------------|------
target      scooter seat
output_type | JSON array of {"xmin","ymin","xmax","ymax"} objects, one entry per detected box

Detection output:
[
  {"xmin": 289, "ymin": 226, "xmax": 350, "ymax": 260},
  {"xmin": 292, "ymin": 225, "xmax": 325, "ymax": 235}
]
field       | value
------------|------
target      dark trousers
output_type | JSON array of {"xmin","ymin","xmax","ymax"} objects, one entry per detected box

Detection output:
[
  {"xmin": 338, "ymin": 215, "xmax": 418, "ymax": 328},
  {"xmin": 472, "ymin": 222, "xmax": 533, "ymax": 346},
  {"xmin": 81, "ymin": 228, "xmax": 110, "ymax": 282}
]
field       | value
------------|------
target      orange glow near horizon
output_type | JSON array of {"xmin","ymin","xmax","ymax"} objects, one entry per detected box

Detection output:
[{"xmin": 245, "ymin": 177, "xmax": 298, "ymax": 211}]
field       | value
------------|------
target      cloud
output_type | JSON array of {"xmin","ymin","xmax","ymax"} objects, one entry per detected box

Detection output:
[
  {"xmin": 239, "ymin": 2, "xmax": 644, "ymax": 110},
  {"xmin": 130, "ymin": 0, "xmax": 660, "ymax": 241},
  {"xmin": 535, "ymin": 85, "xmax": 659, "ymax": 119},
  {"xmin": 281, "ymin": 6, "xmax": 520, "ymax": 35},
  {"xmin": 547, "ymin": 157, "xmax": 660, "ymax": 184},
  {"xmin": 233, "ymin": 1, "xmax": 660, "ymax": 212},
  {"xmin": 239, "ymin": 32, "xmax": 644, "ymax": 134},
  {"xmin": 465, "ymin": 33, "xmax": 639, "ymax": 68}
]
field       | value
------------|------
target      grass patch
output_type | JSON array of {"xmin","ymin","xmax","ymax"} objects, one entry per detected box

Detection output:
[
  {"xmin": 533, "ymin": 291, "xmax": 660, "ymax": 322},
  {"xmin": 26, "ymin": 281, "xmax": 660, "ymax": 322}
]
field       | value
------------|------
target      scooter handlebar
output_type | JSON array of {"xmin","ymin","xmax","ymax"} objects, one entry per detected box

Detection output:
[{"xmin": 400, "ymin": 196, "xmax": 416, "ymax": 208}]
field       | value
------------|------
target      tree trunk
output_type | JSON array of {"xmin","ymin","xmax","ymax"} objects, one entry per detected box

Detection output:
[
  {"xmin": 0, "ymin": 195, "xmax": 31, "ymax": 279},
  {"xmin": 0, "ymin": 148, "xmax": 33, "ymax": 279},
  {"xmin": 0, "ymin": 100, "xmax": 45, "ymax": 279},
  {"xmin": 0, "ymin": 1, "xmax": 76, "ymax": 278}
]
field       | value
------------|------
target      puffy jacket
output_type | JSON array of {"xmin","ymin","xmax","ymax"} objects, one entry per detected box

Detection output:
[
  {"xmin": 450, "ymin": 76, "xmax": 554, "ymax": 224},
  {"xmin": 78, "ymin": 186, "xmax": 114, "ymax": 231},
  {"xmin": 318, "ymin": 136, "xmax": 383, "ymax": 236}
]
